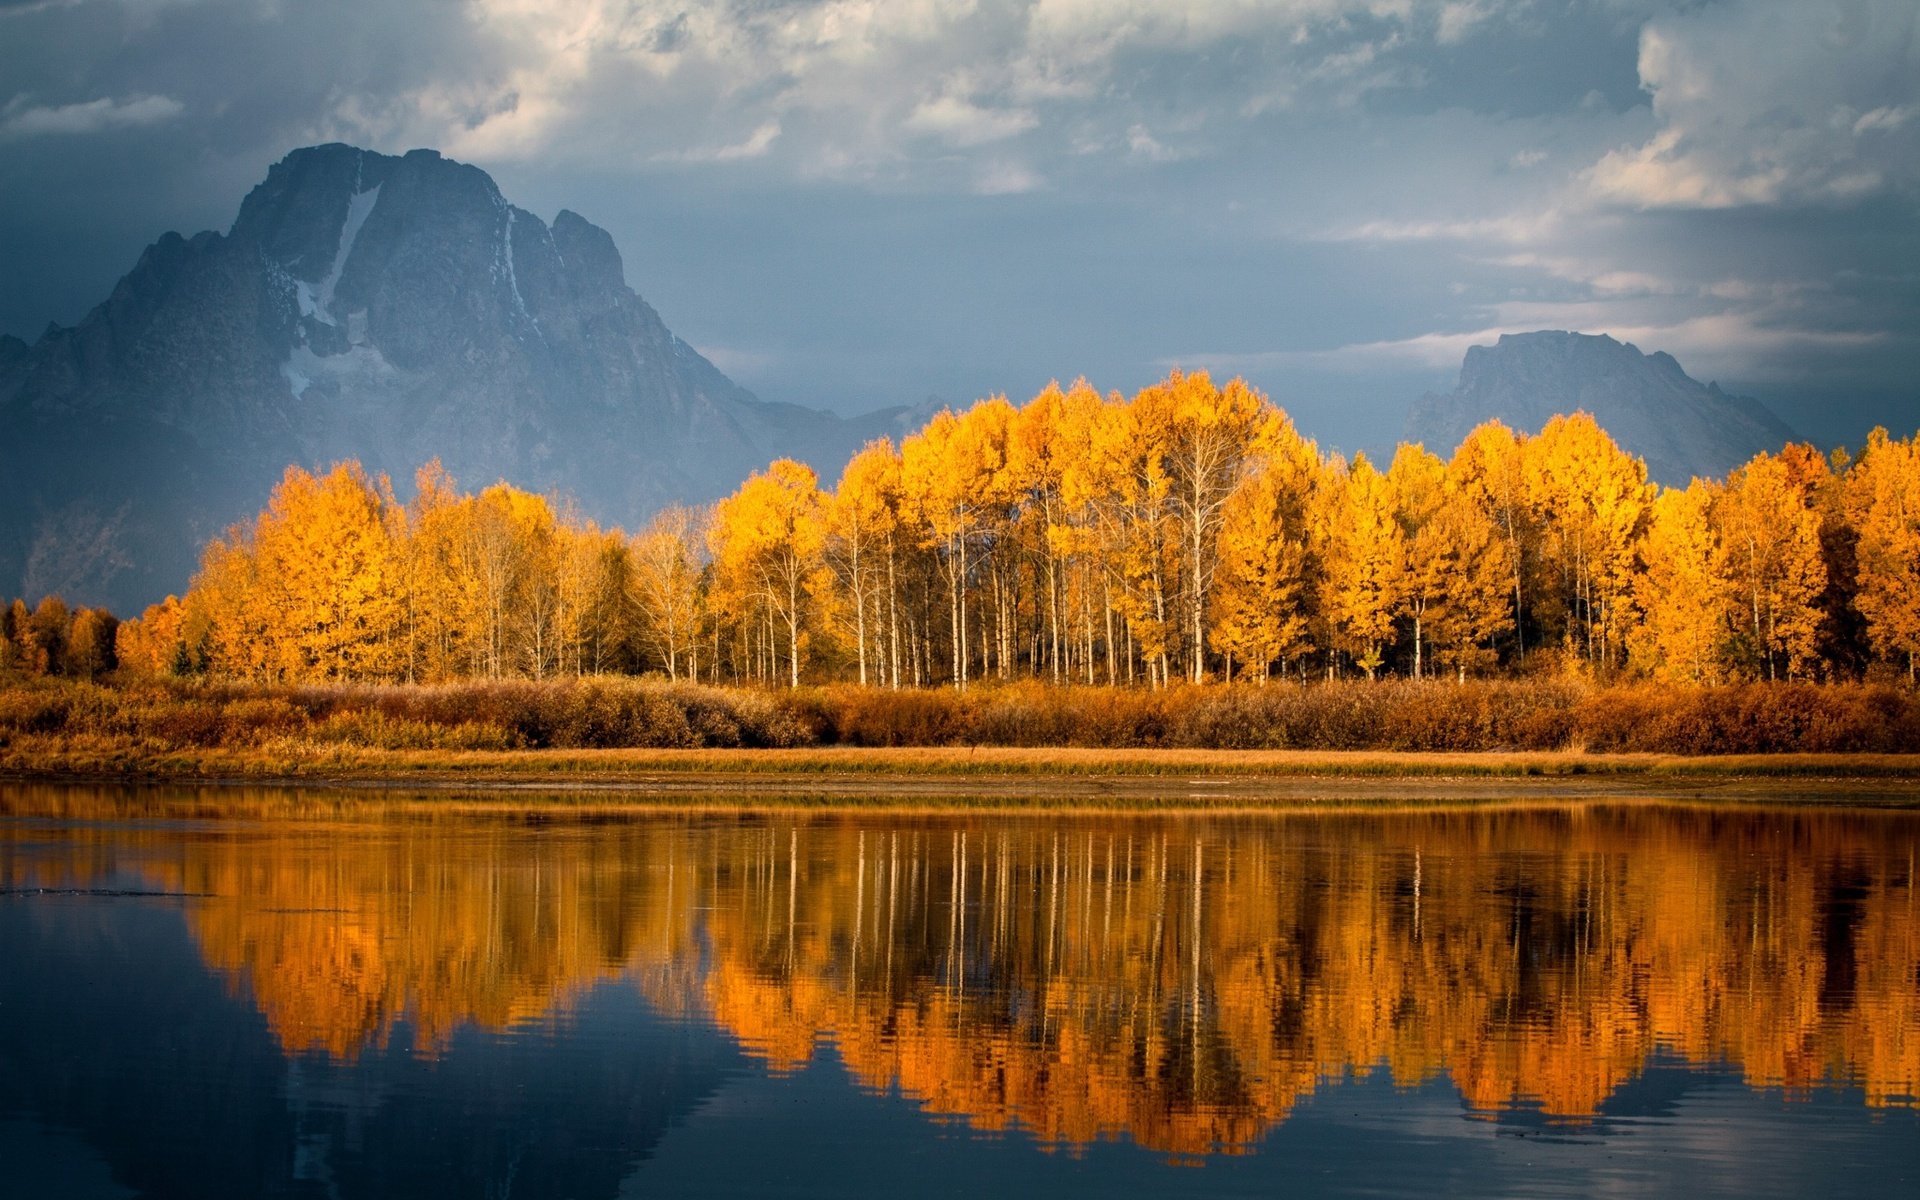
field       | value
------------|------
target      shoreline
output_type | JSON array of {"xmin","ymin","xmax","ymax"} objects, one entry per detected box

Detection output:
[{"xmin": 6, "ymin": 746, "xmax": 1920, "ymax": 808}]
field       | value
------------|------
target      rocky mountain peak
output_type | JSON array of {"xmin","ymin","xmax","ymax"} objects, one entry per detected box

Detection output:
[
  {"xmin": 0, "ymin": 144, "xmax": 911, "ymax": 611},
  {"xmin": 1408, "ymin": 330, "xmax": 1799, "ymax": 485}
]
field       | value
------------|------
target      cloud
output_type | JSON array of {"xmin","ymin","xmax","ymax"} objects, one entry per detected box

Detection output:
[
  {"xmin": 1320, "ymin": 210, "xmax": 1563, "ymax": 245},
  {"xmin": 1852, "ymin": 106, "xmax": 1913, "ymax": 135},
  {"xmin": 0, "ymin": 0, "xmax": 85, "ymax": 15},
  {"xmin": 972, "ymin": 159, "xmax": 1044, "ymax": 195},
  {"xmin": 326, "ymin": 0, "xmax": 1546, "ymax": 182},
  {"xmin": 654, "ymin": 120, "xmax": 781, "ymax": 163},
  {"xmin": 1169, "ymin": 329, "xmax": 1502, "ymax": 374},
  {"xmin": 1196, "ymin": 311, "xmax": 1887, "ymax": 380},
  {"xmin": 1585, "ymin": 0, "xmax": 1920, "ymax": 209},
  {"xmin": 1, "ymin": 94, "xmax": 183, "ymax": 137},
  {"xmin": 903, "ymin": 95, "xmax": 1037, "ymax": 147},
  {"xmin": 1436, "ymin": 1, "xmax": 1495, "ymax": 45},
  {"xmin": 1, "ymin": 0, "xmax": 1916, "ymax": 452}
]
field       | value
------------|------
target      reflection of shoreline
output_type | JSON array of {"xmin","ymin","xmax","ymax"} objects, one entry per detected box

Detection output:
[{"xmin": 6, "ymin": 793, "xmax": 1916, "ymax": 1158}]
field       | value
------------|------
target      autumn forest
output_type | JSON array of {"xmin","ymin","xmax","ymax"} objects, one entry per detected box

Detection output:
[{"xmin": 5, "ymin": 371, "xmax": 1919, "ymax": 695}]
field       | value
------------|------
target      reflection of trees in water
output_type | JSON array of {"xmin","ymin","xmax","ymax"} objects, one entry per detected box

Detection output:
[{"xmin": 6, "ymin": 788, "xmax": 1917, "ymax": 1157}]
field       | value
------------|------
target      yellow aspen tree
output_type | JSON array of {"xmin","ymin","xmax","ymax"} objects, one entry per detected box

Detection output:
[
  {"xmin": 1090, "ymin": 391, "xmax": 1178, "ymax": 686},
  {"xmin": 1209, "ymin": 413, "xmax": 1320, "ymax": 680},
  {"xmin": 632, "ymin": 505, "xmax": 708, "ymax": 681},
  {"xmin": 1009, "ymin": 384, "xmax": 1075, "ymax": 682},
  {"xmin": 900, "ymin": 404, "xmax": 1011, "ymax": 688},
  {"xmin": 1632, "ymin": 481, "xmax": 1733, "ymax": 682},
  {"xmin": 1714, "ymin": 449, "xmax": 1827, "ymax": 678},
  {"xmin": 1449, "ymin": 420, "xmax": 1535, "ymax": 664},
  {"xmin": 401, "ymin": 461, "xmax": 472, "ymax": 681},
  {"xmin": 189, "ymin": 523, "xmax": 273, "ymax": 680},
  {"xmin": 1133, "ymin": 369, "xmax": 1273, "ymax": 681},
  {"xmin": 495, "ymin": 488, "xmax": 563, "ymax": 680},
  {"xmin": 1789, "ymin": 442, "xmax": 1868, "ymax": 676},
  {"xmin": 248, "ymin": 462, "xmax": 405, "ymax": 682},
  {"xmin": 66, "ymin": 607, "xmax": 118, "ymax": 678},
  {"xmin": 709, "ymin": 459, "xmax": 827, "ymax": 688},
  {"xmin": 828, "ymin": 440, "xmax": 902, "ymax": 686},
  {"xmin": 1424, "ymin": 488, "xmax": 1515, "ymax": 681},
  {"xmin": 1524, "ymin": 414, "xmax": 1651, "ymax": 673},
  {"xmin": 1056, "ymin": 385, "xmax": 1132, "ymax": 684},
  {"xmin": 553, "ymin": 514, "xmax": 624, "ymax": 677},
  {"xmin": 955, "ymin": 398, "xmax": 1019, "ymax": 682},
  {"xmin": 1843, "ymin": 428, "xmax": 1920, "ymax": 681},
  {"xmin": 1316, "ymin": 453, "xmax": 1405, "ymax": 679},
  {"xmin": 1387, "ymin": 444, "xmax": 1448, "ymax": 679},
  {"xmin": 24, "ymin": 595, "xmax": 71, "ymax": 675},
  {"xmin": 115, "ymin": 596, "xmax": 188, "ymax": 676},
  {"xmin": 458, "ymin": 486, "xmax": 526, "ymax": 679}
]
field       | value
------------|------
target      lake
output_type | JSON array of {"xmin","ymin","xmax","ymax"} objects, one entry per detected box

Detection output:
[{"xmin": 2, "ymin": 784, "xmax": 1916, "ymax": 1198}]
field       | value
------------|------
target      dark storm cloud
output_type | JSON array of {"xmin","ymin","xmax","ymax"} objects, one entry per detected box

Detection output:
[{"xmin": 1, "ymin": 0, "xmax": 1914, "ymax": 455}]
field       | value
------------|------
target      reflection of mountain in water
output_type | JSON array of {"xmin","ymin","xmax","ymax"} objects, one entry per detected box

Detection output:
[{"xmin": 2, "ymin": 796, "xmax": 1918, "ymax": 1187}]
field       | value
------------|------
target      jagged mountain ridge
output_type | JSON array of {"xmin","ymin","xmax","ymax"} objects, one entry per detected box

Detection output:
[
  {"xmin": 0, "ymin": 143, "xmax": 915, "ymax": 612},
  {"xmin": 1406, "ymin": 331, "xmax": 1800, "ymax": 485}
]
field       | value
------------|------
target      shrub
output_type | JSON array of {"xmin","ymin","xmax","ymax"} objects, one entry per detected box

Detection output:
[{"xmin": 3, "ymin": 674, "xmax": 1917, "ymax": 756}]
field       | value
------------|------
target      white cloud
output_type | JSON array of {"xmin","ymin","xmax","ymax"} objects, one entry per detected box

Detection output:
[
  {"xmin": 1, "ymin": 94, "xmax": 183, "ymax": 137},
  {"xmin": 1125, "ymin": 123, "xmax": 1191, "ymax": 163},
  {"xmin": 903, "ymin": 95, "xmax": 1037, "ymax": 147},
  {"xmin": 1853, "ymin": 106, "xmax": 1913, "ymax": 135},
  {"xmin": 322, "ymin": 0, "xmax": 1542, "ymax": 182},
  {"xmin": 1321, "ymin": 210, "xmax": 1563, "ymax": 245},
  {"xmin": 972, "ymin": 159, "xmax": 1045, "ymax": 195},
  {"xmin": 1586, "ymin": 0, "xmax": 1920, "ymax": 209},
  {"xmin": 1435, "ymin": 1, "xmax": 1493, "ymax": 45},
  {"xmin": 654, "ymin": 120, "xmax": 782, "ymax": 163}
]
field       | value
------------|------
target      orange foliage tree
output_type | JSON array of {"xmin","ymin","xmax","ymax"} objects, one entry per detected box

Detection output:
[{"xmin": 99, "ymin": 378, "xmax": 1917, "ymax": 689}]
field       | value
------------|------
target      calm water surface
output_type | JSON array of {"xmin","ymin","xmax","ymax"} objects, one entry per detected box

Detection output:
[{"xmin": 2, "ymin": 785, "xmax": 1916, "ymax": 1198}]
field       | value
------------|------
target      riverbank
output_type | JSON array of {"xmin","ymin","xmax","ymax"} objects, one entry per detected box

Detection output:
[
  {"xmin": 7, "ymin": 743, "xmax": 1920, "ymax": 807},
  {"xmin": 6, "ymin": 675, "xmax": 1920, "ymax": 807}
]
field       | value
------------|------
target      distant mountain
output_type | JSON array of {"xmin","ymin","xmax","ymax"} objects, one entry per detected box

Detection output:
[
  {"xmin": 1406, "ymin": 331, "xmax": 1799, "ymax": 485},
  {"xmin": 0, "ymin": 144, "xmax": 913, "ymax": 612}
]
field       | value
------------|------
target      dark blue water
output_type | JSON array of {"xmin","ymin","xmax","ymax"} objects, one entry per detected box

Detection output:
[{"xmin": 2, "ymin": 787, "xmax": 1916, "ymax": 1198}]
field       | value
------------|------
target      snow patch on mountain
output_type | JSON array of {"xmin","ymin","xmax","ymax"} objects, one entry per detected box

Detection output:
[{"xmin": 312, "ymin": 184, "xmax": 380, "ymax": 326}]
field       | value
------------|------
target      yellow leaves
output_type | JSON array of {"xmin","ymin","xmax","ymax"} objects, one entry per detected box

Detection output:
[
  {"xmin": 1633, "ymin": 482, "xmax": 1734, "ymax": 683},
  {"xmin": 1211, "ymin": 458, "xmax": 1313, "ymax": 678},
  {"xmin": 710, "ymin": 459, "xmax": 829, "ymax": 686},
  {"xmin": 177, "ymin": 461, "xmax": 638, "ymax": 684},
  {"xmin": 1393, "ymin": 445, "xmax": 1515, "ymax": 680},
  {"xmin": 1317, "ymin": 453, "xmax": 1406, "ymax": 679},
  {"xmin": 1716, "ymin": 449, "xmax": 1826, "ymax": 678},
  {"xmin": 183, "ymin": 463, "xmax": 404, "ymax": 682},
  {"xmin": 1524, "ymin": 413, "xmax": 1653, "ymax": 669},
  {"xmin": 631, "ymin": 505, "xmax": 707, "ymax": 681},
  {"xmin": 148, "ymin": 377, "xmax": 1900, "ymax": 688},
  {"xmin": 1844, "ymin": 427, "xmax": 1920, "ymax": 677}
]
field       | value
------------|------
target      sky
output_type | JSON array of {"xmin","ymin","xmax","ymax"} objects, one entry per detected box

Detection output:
[{"xmin": 1, "ymin": 0, "xmax": 1915, "ymax": 455}]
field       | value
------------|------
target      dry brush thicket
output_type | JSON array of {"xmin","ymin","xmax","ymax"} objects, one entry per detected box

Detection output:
[{"xmin": 4, "ymin": 676, "xmax": 1920, "ymax": 756}]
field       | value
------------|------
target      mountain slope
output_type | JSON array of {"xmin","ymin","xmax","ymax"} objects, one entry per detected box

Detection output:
[
  {"xmin": 0, "ymin": 143, "xmax": 908, "ymax": 612},
  {"xmin": 1406, "ymin": 331, "xmax": 1799, "ymax": 485}
]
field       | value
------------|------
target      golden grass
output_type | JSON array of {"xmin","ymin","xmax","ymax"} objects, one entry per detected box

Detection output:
[
  {"xmin": 9, "ymin": 739, "xmax": 1920, "ymax": 809},
  {"xmin": 6, "ymin": 674, "xmax": 1920, "ymax": 808}
]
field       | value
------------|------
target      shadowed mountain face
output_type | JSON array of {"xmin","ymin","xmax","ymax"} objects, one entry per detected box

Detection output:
[
  {"xmin": 0, "ymin": 143, "xmax": 915, "ymax": 612},
  {"xmin": 1406, "ymin": 331, "xmax": 1800, "ymax": 485}
]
